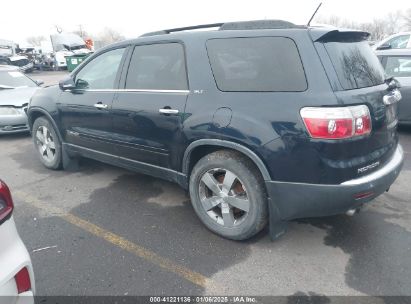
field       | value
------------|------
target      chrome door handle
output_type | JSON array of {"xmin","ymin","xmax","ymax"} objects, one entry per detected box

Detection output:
[
  {"xmin": 159, "ymin": 108, "xmax": 179, "ymax": 114},
  {"xmin": 94, "ymin": 103, "xmax": 108, "ymax": 109}
]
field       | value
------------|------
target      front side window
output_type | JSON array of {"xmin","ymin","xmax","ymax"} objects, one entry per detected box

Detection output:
[
  {"xmin": 384, "ymin": 56, "xmax": 411, "ymax": 78},
  {"xmin": 206, "ymin": 37, "xmax": 307, "ymax": 92},
  {"xmin": 75, "ymin": 48, "xmax": 125, "ymax": 90},
  {"xmin": 125, "ymin": 43, "xmax": 188, "ymax": 90},
  {"xmin": 387, "ymin": 35, "xmax": 410, "ymax": 49}
]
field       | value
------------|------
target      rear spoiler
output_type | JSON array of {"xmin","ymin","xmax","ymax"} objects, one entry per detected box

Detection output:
[{"xmin": 309, "ymin": 28, "xmax": 370, "ymax": 43}]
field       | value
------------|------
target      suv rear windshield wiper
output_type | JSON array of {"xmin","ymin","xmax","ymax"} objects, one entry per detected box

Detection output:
[{"xmin": 384, "ymin": 76, "xmax": 401, "ymax": 90}]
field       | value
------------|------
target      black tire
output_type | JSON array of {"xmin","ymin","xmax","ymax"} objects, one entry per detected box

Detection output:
[
  {"xmin": 32, "ymin": 117, "xmax": 62, "ymax": 170},
  {"xmin": 189, "ymin": 150, "xmax": 268, "ymax": 240}
]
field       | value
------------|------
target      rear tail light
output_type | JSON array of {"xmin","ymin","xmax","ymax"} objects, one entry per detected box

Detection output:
[
  {"xmin": 300, "ymin": 105, "xmax": 371, "ymax": 139},
  {"xmin": 15, "ymin": 267, "xmax": 31, "ymax": 293},
  {"xmin": 0, "ymin": 180, "xmax": 13, "ymax": 224}
]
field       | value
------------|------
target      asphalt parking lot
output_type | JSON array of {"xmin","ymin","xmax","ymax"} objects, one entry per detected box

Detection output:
[{"xmin": 1, "ymin": 71, "xmax": 411, "ymax": 298}]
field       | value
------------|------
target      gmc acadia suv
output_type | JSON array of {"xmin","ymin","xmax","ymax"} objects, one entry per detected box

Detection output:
[{"xmin": 27, "ymin": 20, "xmax": 404, "ymax": 240}]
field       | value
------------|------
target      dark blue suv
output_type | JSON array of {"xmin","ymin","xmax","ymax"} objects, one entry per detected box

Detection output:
[{"xmin": 28, "ymin": 20, "xmax": 404, "ymax": 240}]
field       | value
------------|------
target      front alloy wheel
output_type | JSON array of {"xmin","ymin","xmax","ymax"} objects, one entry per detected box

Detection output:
[
  {"xmin": 32, "ymin": 116, "xmax": 62, "ymax": 170},
  {"xmin": 35, "ymin": 126, "xmax": 56, "ymax": 162}
]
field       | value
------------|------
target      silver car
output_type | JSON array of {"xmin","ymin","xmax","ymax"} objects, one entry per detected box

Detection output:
[
  {"xmin": 0, "ymin": 65, "xmax": 41, "ymax": 134},
  {"xmin": 376, "ymin": 49, "xmax": 411, "ymax": 125}
]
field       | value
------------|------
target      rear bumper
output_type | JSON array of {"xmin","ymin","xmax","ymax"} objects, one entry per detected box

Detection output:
[{"xmin": 266, "ymin": 144, "xmax": 404, "ymax": 221}]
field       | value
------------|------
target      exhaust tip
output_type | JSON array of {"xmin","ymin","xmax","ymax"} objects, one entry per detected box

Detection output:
[{"xmin": 346, "ymin": 209, "xmax": 356, "ymax": 216}]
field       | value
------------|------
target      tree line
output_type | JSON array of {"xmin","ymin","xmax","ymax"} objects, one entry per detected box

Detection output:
[
  {"xmin": 26, "ymin": 9, "xmax": 411, "ymax": 48},
  {"xmin": 316, "ymin": 8, "xmax": 411, "ymax": 41}
]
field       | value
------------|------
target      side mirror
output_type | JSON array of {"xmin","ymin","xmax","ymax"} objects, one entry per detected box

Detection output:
[
  {"xmin": 377, "ymin": 43, "xmax": 392, "ymax": 50},
  {"xmin": 75, "ymin": 78, "xmax": 89, "ymax": 89},
  {"xmin": 59, "ymin": 77, "xmax": 76, "ymax": 91},
  {"xmin": 35, "ymin": 80, "xmax": 44, "ymax": 86}
]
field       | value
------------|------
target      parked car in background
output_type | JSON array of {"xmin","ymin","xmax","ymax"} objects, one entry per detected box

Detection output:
[
  {"xmin": 0, "ymin": 65, "xmax": 42, "ymax": 134},
  {"xmin": 0, "ymin": 179, "xmax": 35, "ymax": 302},
  {"xmin": 373, "ymin": 32, "xmax": 411, "ymax": 50},
  {"xmin": 377, "ymin": 49, "xmax": 411, "ymax": 125},
  {"xmin": 28, "ymin": 20, "xmax": 403, "ymax": 240},
  {"xmin": 0, "ymin": 40, "xmax": 34, "ymax": 73}
]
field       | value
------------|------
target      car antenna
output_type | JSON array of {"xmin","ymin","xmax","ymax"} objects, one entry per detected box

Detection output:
[{"xmin": 307, "ymin": 2, "xmax": 322, "ymax": 26}]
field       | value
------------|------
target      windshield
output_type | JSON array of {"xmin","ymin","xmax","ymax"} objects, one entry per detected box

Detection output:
[
  {"xmin": 0, "ymin": 46, "xmax": 13, "ymax": 56},
  {"xmin": 324, "ymin": 40, "xmax": 385, "ymax": 90},
  {"xmin": 70, "ymin": 44, "xmax": 87, "ymax": 51},
  {"xmin": 0, "ymin": 71, "xmax": 37, "ymax": 88}
]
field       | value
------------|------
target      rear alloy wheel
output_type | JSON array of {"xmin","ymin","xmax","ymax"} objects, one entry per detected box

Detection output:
[
  {"xmin": 199, "ymin": 168, "xmax": 250, "ymax": 228},
  {"xmin": 32, "ymin": 117, "xmax": 62, "ymax": 169},
  {"xmin": 189, "ymin": 150, "xmax": 268, "ymax": 240}
]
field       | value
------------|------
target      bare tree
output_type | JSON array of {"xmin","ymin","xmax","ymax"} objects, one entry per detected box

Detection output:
[
  {"xmin": 386, "ymin": 11, "xmax": 402, "ymax": 34},
  {"xmin": 97, "ymin": 27, "xmax": 125, "ymax": 46},
  {"xmin": 316, "ymin": 15, "xmax": 354, "ymax": 28},
  {"xmin": 26, "ymin": 36, "xmax": 46, "ymax": 47},
  {"xmin": 316, "ymin": 12, "xmax": 407, "ymax": 42},
  {"xmin": 360, "ymin": 19, "xmax": 387, "ymax": 41},
  {"xmin": 404, "ymin": 8, "xmax": 411, "ymax": 30}
]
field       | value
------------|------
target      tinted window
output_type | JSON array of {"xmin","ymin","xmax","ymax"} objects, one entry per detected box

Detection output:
[
  {"xmin": 384, "ymin": 56, "xmax": 411, "ymax": 78},
  {"xmin": 387, "ymin": 35, "xmax": 410, "ymax": 49},
  {"xmin": 125, "ymin": 43, "xmax": 188, "ymax": 90},
  {"xmin": 206, "ymin": 37, "xmax": 307, "ymax": 92},
  {"xmin": 75, "ymin": 48, "xmax": 125, "ymax": 89},
  {"xmin": 0, "ymin": 70, "xmax": 36, "ymax": 88},
  {"xmin": 324, "ymin": 41, "xmax": 385, "ymax": 90}
]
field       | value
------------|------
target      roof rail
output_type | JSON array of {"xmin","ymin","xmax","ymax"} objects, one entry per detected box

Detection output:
[
  {"xmin": 140, "ymin": 23, "xmax": 224, "ymax": 37},
  {"xmin": 140, "ymin": 20, "xmax": 303, "ymax": 37}
]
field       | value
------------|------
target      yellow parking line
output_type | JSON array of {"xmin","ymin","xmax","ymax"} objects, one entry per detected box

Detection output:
[{"xmin": 14, "ymin": 190, "xmax": 213, "ymax": 289}]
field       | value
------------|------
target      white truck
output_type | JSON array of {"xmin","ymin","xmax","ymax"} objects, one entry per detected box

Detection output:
[{"xmin": 49, "ymin": 33, "xmax": 91, "ymax": 69}]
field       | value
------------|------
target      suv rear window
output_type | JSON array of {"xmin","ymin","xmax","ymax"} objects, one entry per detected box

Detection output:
[
  {"xmin": 324, "ymin": 41, "xmax": 385, "ymax": 90},
  {"xmin": 206, "ymin": 37, "xmax": 307, "ymax": 92}
]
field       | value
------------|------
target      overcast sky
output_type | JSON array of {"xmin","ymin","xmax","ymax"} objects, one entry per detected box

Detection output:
[{"xmin": 1, "ymin": 0, "xmax": 410, "ymax": 43}]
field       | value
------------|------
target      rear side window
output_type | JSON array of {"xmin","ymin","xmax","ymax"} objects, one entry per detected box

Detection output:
[
  {"xmin": 125, "ymin": 43, "xmax": 188, "ymax": 90},
  {"xmin": 206, "ymin": 37, "xmax": 307, "ymax": 92},
  {"xmin": 383, "ymin": 56, "xmax": 411, "ymax": 78},
  {"xmin": 324, "ymin": 41, "xmax": 385, "ymax": 90}
]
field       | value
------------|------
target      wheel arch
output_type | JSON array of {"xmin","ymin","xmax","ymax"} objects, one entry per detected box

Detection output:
[
  {"xmin": 182, "ymin": 139, "xmax": 271, "ymax": 181},
  {"xmin": 28, "ymin": 107, "xmax": 63, "ymax": 142}
]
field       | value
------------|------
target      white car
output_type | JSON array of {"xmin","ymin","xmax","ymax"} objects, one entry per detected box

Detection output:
[
  {"xmin": 0, "ymin": 180, "xmax": 34, "ymax": 303},
  {"xmin": 373, "ymin": 32, "xmax": 411, "ymax": 50}
]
